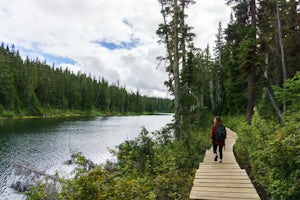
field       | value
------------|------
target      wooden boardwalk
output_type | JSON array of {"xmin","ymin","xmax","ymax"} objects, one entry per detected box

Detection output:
[{"xmin": 190, "ymin": 128, "xmax": 260, "ymax": 200}]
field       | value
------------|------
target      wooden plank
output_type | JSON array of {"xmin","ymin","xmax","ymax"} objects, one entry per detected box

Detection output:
[
  {"xmin": 198, "ymin": 166, "xmax": 240, "ymax": 169},
  {"xmin": 190, "ymin": 194, "xmax": 260, "ymax": 200},
  {"xmin": 196, "ymin": 169, "xmax": 245, "ymax": 173},
  {"xmin": 190, "ymin": 191, "xmax": 260, "ymax": 199},
  {"xmin": 203, "ymin": 160, "xmax": 237, "ymax": 162},
  {"xmin": 201, "ymin": 163, "xmax": 239, "ymax": 166},
  {"xmin": 193, "ymin": 179, "xmax": 252, "ymax": 184},
  {"xmin": 191, "ymin": 186, "xmax": 257, "ymax": 193},
  {"xmin": 200, "ymin": 162, "xmax": 239, "ymax": 166},
  {"xmin": 205, "ymin": 155, "xmax": 235, "ymax": 158},
  {"xmin": 195, "ymin": 172, "xmax": 246, "ymax": 175},
  {"xmin": 204, "ymin": 155, "xmax": 236, "ymax": 158},
  {"xmin": 195, "ymin": 175, "xmax": 249, "ymax": 180},
  {"xmin": 205, "ymin": 152, "xmax": 235, "ymax": 156},
  {"xmin": 204, "ymin": 156, "xmax": 236, "ymax": 159},
  {"xmin": 196, "ymin": 170, "xmax": 244, "ymax": 174},
  {"xmin": 195, "ymin": 172, "xmax": 249, "ymax": 179},
  {"xmin": 199, "ymin": 164, "xmax": 240, "ymax": 168},
  {"xmin": 195, "ymin": 172, "xmax": 248, "ymax": 176},
  {"xmin": 190, "ymin": 198, "xmax": 258, "ymax": 200},
  {"xmin": 203, "ymin": 159, "xmax": 237, "ymax": 162},
  {"xmin": 192, "ymin": 182, "xmax": 255, "ymax": 188},
  {"xmin": 204, "ymin": 157, "xmax": 235, "ymax": 159}
]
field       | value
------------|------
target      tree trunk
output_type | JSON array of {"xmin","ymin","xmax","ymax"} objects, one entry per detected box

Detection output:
[
  {"xmin": 246, "ymin": 0, "xmax": 257, "ymax": 124},
  {"xmin": 264, "ymin": 52, "xmax": 285, "ymax": 122},
  {"xmin": 12, "ymin": 161, "xmax": 57, "ymax": 181},
  {"xmin": 215, "ymin": 22, "xmax": 223, "ymax": 108},
  {"xmin": 173, "ymin": 0, "xmax": 181, "ymax": 138},
  {"xmin": 217, "ymin": 52, "xmax": 222, "ymax": 107},
  {"xmin": 263, "ymin": 86, "xmax": 285, "ymax": 122},
  {"xmin": 180, "ymin": 0, "xmax": 186, "ymax": 71},
  {"xmin": 276, "ymin": 1, "xmax": 287, "ymax": 111},
  {"xmin": 209, "ymin": 80, "xmax": 215, "ymax": 111},
  {"xmin": 246, "ymin": 65, "xmax": 256, "ymax": 124}
]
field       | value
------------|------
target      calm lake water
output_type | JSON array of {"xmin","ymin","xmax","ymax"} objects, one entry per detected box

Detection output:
[{"xmin": 0, "ymin": 114, "xmax": 173, "ymax": 199}]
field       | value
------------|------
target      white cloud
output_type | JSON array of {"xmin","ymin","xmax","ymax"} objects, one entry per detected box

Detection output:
[
  {"xmin": 0, "ymin": 0, "xmax": 231, "ymax": 98},
  {"xmin": 187, "ymin": 0, "xmax": 232, "ymax": 51}
]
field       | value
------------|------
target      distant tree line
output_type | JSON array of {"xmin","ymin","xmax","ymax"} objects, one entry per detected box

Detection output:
[{"xmin": 0, "ymin": 43, "xmax": 173, "ymax": 117}]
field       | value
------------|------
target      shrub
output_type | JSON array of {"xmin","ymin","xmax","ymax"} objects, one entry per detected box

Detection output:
[{"xmin": 235, "ymin": 110, "xmax": 300, "ymax": 200}]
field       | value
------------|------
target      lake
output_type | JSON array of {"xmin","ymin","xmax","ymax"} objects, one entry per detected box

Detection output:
[{"xmin": 0, "ymin": 114, "xmax": 173, "ymax": 199}]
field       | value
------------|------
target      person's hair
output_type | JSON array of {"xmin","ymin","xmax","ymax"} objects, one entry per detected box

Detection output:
[{"xmin": 215, "ymin": 116, "xmax": 222, "ymax": 126}]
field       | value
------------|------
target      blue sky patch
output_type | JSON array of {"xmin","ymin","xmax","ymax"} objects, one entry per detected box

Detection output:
[
  {"xmin": 98, "ymin": 37, "xmax": 140, "ymax": 50},
  {"xmin": 43, "ymin": 53, "xmax": 76, "ymax": 66},
  {"xmin": 14, "ymin": 44, "xmax": 76, "ymax": 66},
  {"xmin": 97, "ymin": 39, "xmax": 139, "ymax": 50}
]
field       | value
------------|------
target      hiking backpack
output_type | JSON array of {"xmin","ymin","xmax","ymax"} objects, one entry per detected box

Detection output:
[{"xmin": 215, "ymin": 125, "xmax": 226, "ymax": 142}]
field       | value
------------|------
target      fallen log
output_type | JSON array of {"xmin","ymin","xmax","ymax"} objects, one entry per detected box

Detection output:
[{"xmin": 11, "ymin": 160, "xmax": 57, "ymax": 181}]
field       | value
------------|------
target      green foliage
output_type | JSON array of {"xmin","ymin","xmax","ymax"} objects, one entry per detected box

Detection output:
[
  {"xmin": 222, "ymin": 115, "xmax": 245, "ymax": 130},
  {"xmin": 25, "ymin": 175, "xmax": 60, "ymax": 200},
  {"xmin": 25, "ymin": 181, "xmax": 56, "ymax": 200},
  {"xmin": 273, "ymin": 71, "xmax": 300, "ymax": 112},
  {"xmin": 114, "ymin": 125, "xmax": 208, "ymax": 199},
  {"xmin": 59, "ymin": 168, "xmax": 151, "ymax": 200},
  {"xmin": 234, "ymin": 110, "xmax": 300, "ymax": 200},
  {"xmin": 116, "ymin": 127, "xmax": 155, "ymax": 174},
  {"xmin": 65, "ymin": 151, "xmax": 96, "ymax": 173}
]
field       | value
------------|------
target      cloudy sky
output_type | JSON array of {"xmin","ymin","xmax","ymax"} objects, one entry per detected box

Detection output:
[{"xmin": 0, "ymin": 0, "xmax": 231, "ymax": 98}]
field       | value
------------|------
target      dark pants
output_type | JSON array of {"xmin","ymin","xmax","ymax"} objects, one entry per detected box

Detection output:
[{"xmin": 213, "ymin": 143, "xmax": 223, "ymax": 160}]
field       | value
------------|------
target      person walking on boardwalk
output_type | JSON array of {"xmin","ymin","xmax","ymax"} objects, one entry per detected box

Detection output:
[{"xmin": 210, "ymin": 116, "xmax": 226, "ymax": 163}]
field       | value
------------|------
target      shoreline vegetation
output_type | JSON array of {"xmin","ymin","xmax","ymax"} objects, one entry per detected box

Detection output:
[{"xmin": 0, "ymin": 109, "xmax": 173, "ymax": 120}]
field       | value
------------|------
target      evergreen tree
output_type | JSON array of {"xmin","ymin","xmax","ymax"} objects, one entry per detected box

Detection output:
[
  {"xmin": 223, "ymin": 0, "xmax": 257, "ymax": 123},
  {"xmin": 0, "ymin": 45, "xmax": 16, "ymax": 111},
  {"xmin": 157, "ymin": 0, "xmax": 195, "ymax": 138},
  {"xmin": 213, "ymin": 22, "xmax": 225, "ymax": 113}
]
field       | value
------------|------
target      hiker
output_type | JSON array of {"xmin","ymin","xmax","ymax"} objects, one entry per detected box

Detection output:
[{"xmin": 210, "ymin": 116, "xmax": 226, "ymax": 163}]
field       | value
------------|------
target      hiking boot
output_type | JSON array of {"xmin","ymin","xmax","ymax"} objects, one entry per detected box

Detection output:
[{"xmin": 214, "ymin": 155, "xmax": 218, "ymax": 161}]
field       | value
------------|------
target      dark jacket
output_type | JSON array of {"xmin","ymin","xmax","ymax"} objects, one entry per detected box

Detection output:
[{"xmin": 211, "ymin": 125, "xmax": 226, "ymax": 147}]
